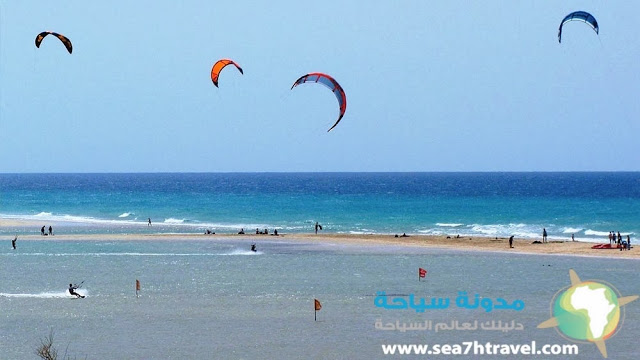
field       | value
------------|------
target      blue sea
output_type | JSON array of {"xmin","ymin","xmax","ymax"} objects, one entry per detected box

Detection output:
[
  {"xmin": 0, "ymin": 172, "xmax": 638, "ymax": 241},
  {"xmin": 1, "ymin": 173, "xmax": 639, "ymax": 359}
]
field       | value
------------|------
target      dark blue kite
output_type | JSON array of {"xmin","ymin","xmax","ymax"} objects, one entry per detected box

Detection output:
[{"xmin": 558, "ymin": 11, "xmax": 599, "ymax": 43}]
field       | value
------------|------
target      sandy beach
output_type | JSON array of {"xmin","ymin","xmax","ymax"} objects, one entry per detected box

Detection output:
[{"xmin": 3, "ymin": 218, "xmax": 637, "ymax": 259}]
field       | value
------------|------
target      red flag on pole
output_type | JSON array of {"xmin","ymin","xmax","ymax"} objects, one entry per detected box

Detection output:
[
  {"xmin": 419, "ymin": 268, "xmax": 427, "ymax": 279},
  {"xmin": 314, "ymin": 299, "xmax": 322, "ymax": 321}
]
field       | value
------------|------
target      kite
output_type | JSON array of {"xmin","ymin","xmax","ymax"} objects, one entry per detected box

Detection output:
[
  {"xmin": 210, "ymin": 59, "xmax": 243, "ymax": 87},
  {"xmin": 291, "ymin": 73, "xmax": 346, "ymax": 132},
  {"xmin": 35, "ymin": 31, "xmax": 73, "ymax": 54},
  {"xmin": 558, "ymin": 11, "xmax": 599, "ymax": 43}
]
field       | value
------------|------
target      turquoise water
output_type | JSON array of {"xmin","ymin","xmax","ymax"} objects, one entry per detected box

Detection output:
[
  {"xmin": 0, "ymin": 173, "xmax": 638, "ymax": 241},
  {"xmin": 1, "ymin": 239, "xmax": 638, "ymax": 359},
  {"xmin": 1, "ymin": 173, "xmax": 638, "ymax": 358}
]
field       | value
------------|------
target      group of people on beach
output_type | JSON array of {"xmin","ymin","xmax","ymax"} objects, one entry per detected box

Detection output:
[
  {"xmin": 40, "ymin": 225, "xmax": 53, "ymax": 236},
  {"xmin": 609, "ymin": 231, "xmax": 631, "ymax": 250},
  {"xmin": 255, "ymin": 228, "xmax": 278, "ymax": 235}
]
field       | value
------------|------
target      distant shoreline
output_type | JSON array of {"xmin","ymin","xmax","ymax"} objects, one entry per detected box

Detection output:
[{"xmin": 2, "ymin": 219, "xmax": 636, "ymax": 259}]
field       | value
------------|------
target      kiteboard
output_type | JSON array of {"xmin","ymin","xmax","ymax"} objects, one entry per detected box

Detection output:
[{"xmin": 67, "ymin": 290, "xmax": 86, "ymax": 298}]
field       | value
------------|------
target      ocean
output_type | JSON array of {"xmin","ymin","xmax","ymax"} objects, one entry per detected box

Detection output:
[
  {"xmin": 1, "ymin": 173, "xmax": 639, "ymax": 359},
  {"xmin": 1, "ymin": 240, "xmax": 639, "ymax": 359},
  {"xmin": 0, "ymin": 172, "xmax": 638, "ymax": 241}
]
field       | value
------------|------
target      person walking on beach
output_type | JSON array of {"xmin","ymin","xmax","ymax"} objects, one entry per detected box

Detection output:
[
  {"xmin": 509, "ymin": 235, "xmax": 514, "ymax": 248},
  {"xmin": 11, "ymin": 235, "xmax": 17, "ymax": 250},
  {"xmin": 617, "ymin": 232, "xmax": 622, "ymax": 246},
  {"xmin": 41, "ymin": 226, "xmax": 45, "ymax": 236},
  {"xmin": 48, "ymin": 225, "xmax": 53, "ymax": 236},
  {"xmin": 315, "ymin": 222, "xmax": 322, "ymax": 234},
  {"xmin": 542, "ymin": 228, "xmax": 547, "ymax": 243},
  {"xmin": 609, "ymin": 231, "xmax": 613, "ymax": 245},
  {"xmin": 627, "ymin": 235, "xmax": 631, "ymax": 250},
  {"xmin": 148, "ymin": 218, "xmax": 152, "ymax": 226},
  {"xmin": 571, "ymin": 234, "xmax": 575, "ymax": 242}
]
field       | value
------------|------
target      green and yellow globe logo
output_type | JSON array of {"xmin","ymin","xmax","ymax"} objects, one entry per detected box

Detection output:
[
  {"xmin": 554, "ymin": 281, "xmax": 620, "ymax": 341},
  {"xmin": 539, "ymin": 269, "xmax": 637, "ymax": 358}
]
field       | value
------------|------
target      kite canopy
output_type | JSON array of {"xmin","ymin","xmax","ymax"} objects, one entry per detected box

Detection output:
[
  {"xmin": 291, "ymin": 73, "xmax": 346, "ymax": 132},
  {"xmin": 210, "ymin": 59, "xmax": 243, "ymax": 87},
  {"xmin": 558, "ymin": 11, "xmax": 599, "ymax": 43},
  {"xmin": 35, "ymin": 31, "xmax": 73, "ymax": 54}
]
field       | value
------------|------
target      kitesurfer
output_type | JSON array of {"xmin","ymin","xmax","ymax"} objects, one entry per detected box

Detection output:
[
  {"xmin": 68, "ymin": 283, "xmax": 84, "ymax": 298},
  {"xmin": 251, "ymin": 243, "xmax": 257, "ymax": 252},
  {"xmin": 11, "ymin": 235, "xmax": 17, "ymax": 249}
]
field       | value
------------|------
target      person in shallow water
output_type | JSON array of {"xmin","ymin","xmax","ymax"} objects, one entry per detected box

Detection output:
[
  {"xmin": 251, "ymin": 243, "xmax": 257, "ymax": 252},
  {"xmin": 68, "ymin": 284, "xmax": 85, "ymax": 298}
]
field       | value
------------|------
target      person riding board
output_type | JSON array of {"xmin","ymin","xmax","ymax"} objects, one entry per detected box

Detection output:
[
  {"xmin": 68, "ymin": 283, "xmax": 85, "ymax": 298},
  {"xmin": 250, "ymin": 243, "xmax": 257, "ymax": 252}
]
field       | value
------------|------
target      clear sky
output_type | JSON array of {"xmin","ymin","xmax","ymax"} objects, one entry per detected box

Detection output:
[{"xmin": 0, "ymin": 1, "xmax": 638, "ymax": 172}]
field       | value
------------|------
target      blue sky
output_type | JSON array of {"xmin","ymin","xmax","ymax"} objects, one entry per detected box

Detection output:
[{"xmin": 0, "ymin": 1, "xmax": 638, "ymax": 172}]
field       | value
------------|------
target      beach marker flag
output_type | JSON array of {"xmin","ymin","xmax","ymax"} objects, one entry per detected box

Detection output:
[
  {"xmin": 136, "ymin": 279, "xmax": 140, "ymax": 297},
  {"xmin": 314, "ymin": 299, "xmax": 322, "ymax": 321},
  {"xmin": 419, "ymin": 268, "xmax": 427, "ymax": 280}
]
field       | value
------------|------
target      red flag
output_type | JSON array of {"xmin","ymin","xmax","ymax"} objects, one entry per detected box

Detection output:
[
  {"xmin": 314, "ymin": 299, "xmax": 322, "ymax": 311},
  {"xmin": 419, "ymin": 268, "xmax": 427, "ymax": 278}
]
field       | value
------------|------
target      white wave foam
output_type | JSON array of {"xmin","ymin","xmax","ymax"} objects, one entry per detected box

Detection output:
[
  {"xmin": 223, "ymin": 249, "xmax": 261, "ymax": 256},
  {"xmin": 163, "ymin": 218, "xmax": 185, "ymax": 224},
  {"xmin": 0, "ymin": 289, "xmax": 87, "ymax": 298},
  {"xmin": 2, "ymin": 252, "xmax": 233, "ymax": 257},
  {"xmin": 417, "ymin": 229, "xmax": 447, "ymax": 235},
  {"xmin": 118, "ymin": 212, "xmax": 133, "ymax": 218},
  {"xmin": 349, "ymin": 231, "xmax": 377, "ymax": 235},
  {"xmin": 0, "ymin": 213, "xmax": 280, "ymax": 232},
  {"xmin": 470, "ymin": 223, "xmax": 527, "ymax": 235},
  {"xmin": 584, "ymin": 230, "xmax": 610, "ymax": 237},
  {"xmin": 436, "ymin": 223, "xmax": 464, "ymax": 227},
  {"xmin": 562, "ymin": 227, "xmax": 583, "ymax": 234}
]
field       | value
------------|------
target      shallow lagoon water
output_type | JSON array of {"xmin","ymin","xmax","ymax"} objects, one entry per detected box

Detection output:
[{"xmin": 1, "ymin": 238, "xmax": 638, "ymax": 359}]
